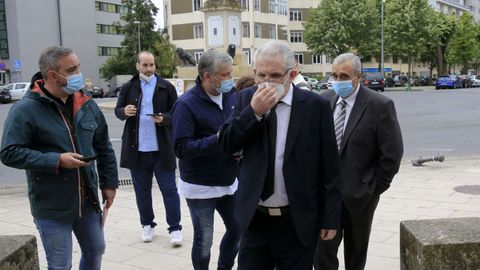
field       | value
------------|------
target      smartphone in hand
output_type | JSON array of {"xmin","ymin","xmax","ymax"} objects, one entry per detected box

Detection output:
[
  {"xmin": 77, "ymin": 155, "xmax": 97, "ymax": 162},
  {"xmin": 146, "ymin": 113, "xmax": 162, "ymax": 116}
]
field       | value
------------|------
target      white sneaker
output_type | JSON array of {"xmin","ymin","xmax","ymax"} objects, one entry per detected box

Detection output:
[
  {"xmin": 142, "ymin": 225, "xmax": 154, "ymax": 242},
  {"xmin": 170, "ymin": 230, "xmax": 182, "ymax": 247}
]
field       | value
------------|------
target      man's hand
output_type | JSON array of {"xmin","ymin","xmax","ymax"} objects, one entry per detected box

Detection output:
[
  {"xmin": 59, "ymin": 152, "xmax": 89, "ymax": 169},
  {"xmin": 251, "ymin": 84, "xmax": 278, "ymax": 116},
  {"xmin": 101, "ymin": 188, "xmax": 117, "ymax": 209},
  {"xmin": 320, "ymin": 229, "xmax": 337, "ymax": 241},
  {"xmin": 151, "ymin": 113, "xmax": 164, "ymax": 124},
  {"xmin": 124, "ymin": 104, "xmax": 137, "ymax": 117}
]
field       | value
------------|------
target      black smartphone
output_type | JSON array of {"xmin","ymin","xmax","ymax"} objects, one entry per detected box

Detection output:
[
  {"xmin": 146, "ymin": 113, "xmax": 162, "ymax": 116},
  {"xmin": 77, "ymin": 155, "xmax": 97, "ymax": 162}
]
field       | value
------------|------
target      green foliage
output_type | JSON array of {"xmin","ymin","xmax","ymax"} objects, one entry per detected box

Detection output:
[
  {"xmin": 384, "ymin": 0, "xmax": 430, "ymax": 75},
  {"xmin": 100, "ymin": 0, "xmax": 177, "ymax": 80},
  {"xmin": 446, "ymin": 13, "xmax": 479, "ymax": 73},
  {"xmin": 303, "ymin": 0, "xmax": 380, "ymax": 59}
]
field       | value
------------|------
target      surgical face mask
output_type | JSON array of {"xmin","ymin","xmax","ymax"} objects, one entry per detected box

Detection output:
[
  {"xmin": 260, "ymin": 72, "xmax": 290, "ymax": 99},
  {"xmin": 332, "ymin": 80, "xmax": 354, "ymax": 97},
  {"xmin": 57, "ymin": 72, "xmax": 84, "ymax": 94},
  {"xmin": 214, "ymin": 78, "xmax": 234, "ymax": 94},
  {"xmin": 139, "ymin": 72, "xmax": 155, "ymax": 82}
]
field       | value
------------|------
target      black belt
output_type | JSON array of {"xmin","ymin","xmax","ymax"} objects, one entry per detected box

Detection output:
[{"xmin": 256, "ymin": 205, "xmax": 290, "ymax": 216}]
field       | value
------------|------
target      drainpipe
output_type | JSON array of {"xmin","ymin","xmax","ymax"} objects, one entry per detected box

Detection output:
[{"xmin": 57, "ymin": 0, "xmax": 63, "ymax": 46}]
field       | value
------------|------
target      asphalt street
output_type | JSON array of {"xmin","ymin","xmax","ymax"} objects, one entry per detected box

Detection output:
[{"xmin": 1, "ymin": 87, "xmax": 479, "ymax": 188}]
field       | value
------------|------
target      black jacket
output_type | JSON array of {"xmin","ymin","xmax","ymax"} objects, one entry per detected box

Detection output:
[{"xmin": 115, "ymin": 74, "xmax": 178, "ymax": 170}]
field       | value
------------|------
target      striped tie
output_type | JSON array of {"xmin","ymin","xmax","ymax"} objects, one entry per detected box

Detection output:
[{"xmin": 334, "ymin": 100, "xmax": 347, "ymax": 149}]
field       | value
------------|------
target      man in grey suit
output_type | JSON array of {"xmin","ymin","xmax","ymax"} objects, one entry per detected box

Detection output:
[{"xmin": 314, "ymin": 53, "xmax": 404, "ymax": 270}]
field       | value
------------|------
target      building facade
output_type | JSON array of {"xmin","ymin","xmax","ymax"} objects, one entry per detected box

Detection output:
[
  {"xmin": 430, "ymin": 0, "xmax": 480, "ymax": 21},
  {"xmin": 4, "ymin": 0, "xmax": 125, "ymax": 87}
]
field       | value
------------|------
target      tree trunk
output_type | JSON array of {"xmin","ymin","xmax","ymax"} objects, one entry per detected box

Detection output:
[{"xmin": 436, "ymin": 45, "xmax": 444, "ymax": 75}]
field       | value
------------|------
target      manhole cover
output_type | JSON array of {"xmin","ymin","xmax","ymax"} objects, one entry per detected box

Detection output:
[
  {"xmin": 453, "ymin": 185, "xmax": 480, "ymax": 195},
  {"xmin": 119, "ymin": 178, "xmax": 133, "ymax": 187}
]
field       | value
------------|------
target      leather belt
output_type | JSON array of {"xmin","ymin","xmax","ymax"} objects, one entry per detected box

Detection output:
[{"xmin": 256, "ymin": 205, "xmax": 290, "ymax": 216}]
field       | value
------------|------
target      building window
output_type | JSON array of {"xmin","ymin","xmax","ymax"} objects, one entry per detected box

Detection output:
[
  {"xmin": 95, "ymin": 1, "xmax": 127, "ymax": 14},
  {"xmin": 269, "ymin": 1, "xmax": 276, "ymax": 13},
  {"xmin": 254, "ymin": 23, "xmax": 261, "ymax": 38},
  {"xmin": 193, "ymin": 24, "xmax": 204, "ymax": 38},
  {"xmin": 193, "ymin": 0, "xmax": 202, "ymax": 11},
  {"xmin": 254, "ymin": 0, "xmax": 260, "ymax": 11},
  {"xmin": 294, "ymin": 53, "xmax": 304, "ymax": 64},
  {"xmin": 243, "ymin": 49, "xmax": 251, "ymax": 65},
  {"xmin": 290, "ymin": 10, "xmax": 303, "ymax": 21},
  {"xmin": 326, "ymin": 55, "xmax": 332, "ymax": 64},
  {"xmin": 194, "ymin": 52, "xmax": 203, "ymax": 63},
  {"xmin": 96, "ymin": 24, "xmax": 121, "ymax": 35},
  {"xmin": 269, "ymin": 25, "xmax": 276, "ymax": 39},
  {"xmin": 0, "ymin": 0, "xmax": 7, "ymax": 60},
  {"xmin": 240, "ymin": 0, "xmax": 249, "ymax": 10},
  {"xmin": 312, "ymin": 55, "xmax": 322, "ymax": 64},
  {"xmin": 277, "ymin": 0, "xmax": 287, "ymax": 16},
  {"xmin": 242, "ymin": 23, "xmax": 250, "ymax": 38},
  {"xmin": 392, "ymin": 55, "xmax": 399, "ymax": 64},
  {"xmin": 98, "ymin": 46, "xmax": 121, "ymax": 56},
  {"xmin": 290, "ymin": 31, "xmax": 303, "ymax": 43}
]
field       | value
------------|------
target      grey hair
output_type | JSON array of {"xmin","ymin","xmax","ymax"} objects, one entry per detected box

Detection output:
[
  {"xmin": 253, "ymin": 41, "xmax": 295, "ymax": 71},
  {"xmin": 136, "ymin": 51, "xmax": 154, "ymax": 64},
  {"xmin": 198, "ymin": 49, "xmax": 233, "ymax": 78},
  {"xmin": 38, "ymin": 46, "xmax": 73, "ymax": 78},
  {"xmin": 333, "ymin": 53, "xmax": 362, "ymax": 74}
]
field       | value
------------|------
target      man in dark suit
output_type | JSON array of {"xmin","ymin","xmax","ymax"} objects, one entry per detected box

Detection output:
[
  {"xmin": 219, "ymin": 41, "xmax": 342, "ymax": 269},
  {"xmin": 314, "ymin": 53, "xmax": 404, "ymax": 270}
]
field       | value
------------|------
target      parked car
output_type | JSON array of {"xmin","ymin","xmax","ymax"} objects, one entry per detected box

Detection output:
[
  {"xmin": 327, "ymin": 76, "xmax": 333, "ymax": 90},
  {"xmin": 393, "ymin": 75, "xmax": 408, "ymax": 87},
  {"xmin": 5, "ymin": 82, "xmax": 30, "ymax": 100},
  {"xmin": 435, "ymin": 75, "xmax": 462, "ymax": 89},
  {"xmin": 458, "ymin": 75, "xmax": 473, "ymax": 88},
  {"xmin": 317, "ymin": 80, "xmax": 328, "ymax": 89},
  {"xmin": 384, "ymin": 76, "xmax": 395, "ymax": 87},
  {"xmin": 468, "ymin": 75, "xmax": 480, "ymax": 87},
  {"xmin": 0, "ymin": 86, "xmax": 11, "ymax": 104},
  {"xmin": 363, "ymin": 72, "xmax": 385, "ymax": 92},
  {"xmin": 92, "ymin": 86, "xmax": 105, "ymax": 98}
]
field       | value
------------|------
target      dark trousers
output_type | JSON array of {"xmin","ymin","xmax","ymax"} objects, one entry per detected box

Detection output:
[
  {"xmin": 186, "ymin": 194, "xmax": 241, "ymax": 270},
  {"xmin": 314, "ymin": 195, "xmax": 380, "ymax": 270},
  {"xmin": 238, "ymin": 210, "xmax": 315, "ymax": 270},
  {"xmin": 130, "ymin": 151, "xmax": 182, "ymax": 232}
]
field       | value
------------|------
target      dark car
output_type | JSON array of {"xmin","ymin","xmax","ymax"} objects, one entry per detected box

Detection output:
[
  {"xmin": 384, "ymin": 76, "xmax": 394, "ymax": 87},
  {"xmin": 0, "ymin": 87, "xmax": 11, "ymax": 104},
  {"xmin": 92, "ymin": 86, "xmax": 104, "ymax": 98},
  {"xmin": 458, "ymin": 75, "xmax": 473, "ymax": 88},
  {"xmin": 435, "ymin": 75, "xmax": 462, "ymax": 89},
  {"xmin": 363, "ymin": 72, "xmax": 385, "ymax": 92}
]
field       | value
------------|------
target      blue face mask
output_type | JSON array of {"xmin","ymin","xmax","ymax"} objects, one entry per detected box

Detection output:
[
  {"xmin": 215, "ymin": 78, "xmax": 234, "ymax": 94},
  {"xmin": 332, "ymin": 80, "xmax": 354, "ymax": 97},
  {"xmin": 57, "ymin": 72, "xmax": 84, "ymax": 94}
]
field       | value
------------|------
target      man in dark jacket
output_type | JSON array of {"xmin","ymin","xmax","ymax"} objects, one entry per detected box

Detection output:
[
  {"xmin": 115, "ymin": 51, "xmax": 182, "ymax": 245},
  {"xmin": 0, "ymin": 46, "xmax": 118, "ymax": 270},
  {"xmin": 172, "ymin": 50, "xmax": 241, "ymax": 270}
]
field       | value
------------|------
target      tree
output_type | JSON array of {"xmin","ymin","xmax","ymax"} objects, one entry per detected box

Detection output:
[
  {"xmin": 446, "ymin": 13, "xmax": 479, "ymax": 74},
  {"xmin": 384, "ymin": 0, "xmax": 430, "ymax": 77},
  {"xmin": 303, "ymin": 0, "xmax": 380, "ymax": 61},
  {"xmin": 100, "ymin": 0, "xmax": 177, "ymax": 80}
]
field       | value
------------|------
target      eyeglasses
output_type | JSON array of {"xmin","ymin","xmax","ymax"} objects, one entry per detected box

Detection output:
[{"xmin": 254, "ymin": 69, "xmax": 290, "ymax": 83}]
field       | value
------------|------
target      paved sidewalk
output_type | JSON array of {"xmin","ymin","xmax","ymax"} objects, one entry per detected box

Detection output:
[{"xmin": 1, "ymin": 156, "xmax": 479, "ymax": 269}]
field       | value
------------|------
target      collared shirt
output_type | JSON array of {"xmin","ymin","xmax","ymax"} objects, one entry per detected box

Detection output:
[
  {"xmin": 259, "ymin": 83, "xmax": 294, "ymax": 207},
  {"xmin": 138, "ymin": 76, "xmax": 159, "ymax": 152},
  {"xmin": 334, "ymin": 83, "xmax": 360, "ymax": 131},
  {"xmin": 177, "ymin": 90, "xmax": 238, "ymax": 199}
]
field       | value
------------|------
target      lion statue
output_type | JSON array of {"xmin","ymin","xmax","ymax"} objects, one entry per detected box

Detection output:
[
  {"xmin": 227, "ymin": 44, "xmax": 236, "ymax": 60},
  {"xmin": 176, "ymin": 47, "xmax": 196, "ymax": 66}
]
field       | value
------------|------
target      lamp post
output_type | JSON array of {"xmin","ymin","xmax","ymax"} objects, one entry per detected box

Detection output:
[
  {"xmin": 134, "ymin": 20, "xmax": 141, "ymax": 53},
  {"xmin": 381, "ymin": 0, "xmax": 385, "ymax": 77}
]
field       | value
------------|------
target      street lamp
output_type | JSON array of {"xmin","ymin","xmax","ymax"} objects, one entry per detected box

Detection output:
[
  {"xmin": 134, "ymin": 20, "xmax": 141, "ymax": 53},
  {"xmin": 381, "ymin": 0, "xmax": 385, "ymax": 77}
]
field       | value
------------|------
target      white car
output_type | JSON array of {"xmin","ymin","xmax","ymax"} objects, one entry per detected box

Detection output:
[
  {"xmin": 5, "ymin": 82, "xmax": 30, "ymax": 100},
  {"xmin": 468, "ymin": 75, "xmax": 480, "ymax": 87}
]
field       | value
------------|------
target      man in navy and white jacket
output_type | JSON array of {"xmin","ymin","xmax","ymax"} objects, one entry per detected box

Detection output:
[{"xmin": 172, "ymin": 49, "xmax": 241, "ymax": 270}]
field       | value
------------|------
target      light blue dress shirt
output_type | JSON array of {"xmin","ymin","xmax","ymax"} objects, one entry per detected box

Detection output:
[{"xmin": 138, "ymin": 76, "xmax": 159, "ymax": 152}]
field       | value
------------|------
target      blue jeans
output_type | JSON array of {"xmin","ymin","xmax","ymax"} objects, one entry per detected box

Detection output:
[
  {"xmin": 187, "ymin": 194, "xmax": 241, "ymax": 270},
  {"xmin": 130, "ymin": 151, "xmax": 181, "ymax": 232},
  {"xmin": 34, "ymin": 203, "xmax": 105, "ymax": 270}
]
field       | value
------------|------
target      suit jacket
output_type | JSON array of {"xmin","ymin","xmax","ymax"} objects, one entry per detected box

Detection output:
[
  {"xmin": 219, "ymin": 85, "xmax": 342, "ymax": 246},
  {"xmin": 321, "ymin": 86, "xmax": 403, "ymax": 214}
]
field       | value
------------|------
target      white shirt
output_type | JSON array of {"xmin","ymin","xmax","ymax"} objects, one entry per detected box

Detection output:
[
  {"xmin": 259, "ymin": 84, "xmax": 294, "ymax": 207},
  {"xmin": 177, "ymin": 91, "xmax": 238, "ymax": 199},
  {"xmin": 333, "ymin": 84, "xmax": 360, "ymax": 131}
]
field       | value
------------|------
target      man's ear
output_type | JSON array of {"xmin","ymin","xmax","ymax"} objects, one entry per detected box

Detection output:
[{"xmin": 290, "ymin": 69, "xmax": 298, "ymax": 80}]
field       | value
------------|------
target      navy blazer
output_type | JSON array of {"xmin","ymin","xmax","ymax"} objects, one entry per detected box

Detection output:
[{"xmin": 219, "ymin": 85, "xmax": 342, "ymax": 246}]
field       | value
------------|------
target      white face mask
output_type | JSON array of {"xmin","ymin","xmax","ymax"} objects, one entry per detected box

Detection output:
[{"xmin": 139, "ymin": 72, "xmax": 154, "ymax": 82}]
